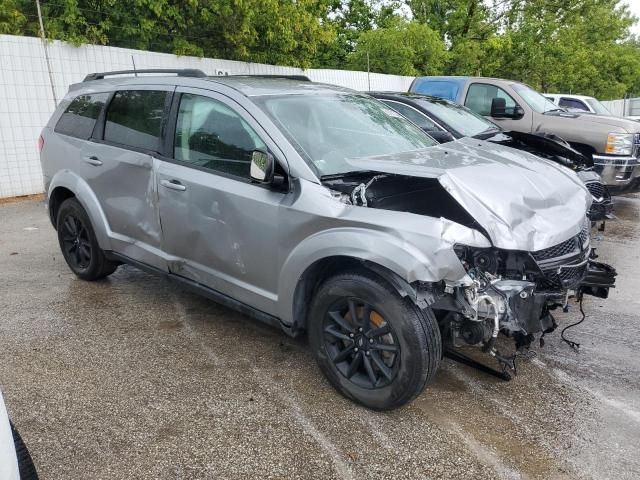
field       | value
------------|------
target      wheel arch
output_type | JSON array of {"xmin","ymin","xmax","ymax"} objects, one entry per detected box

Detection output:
[
  {"xmin": 287, "ymin": 256, "xmax": 426, "ymax": 336},
  {"xmin": 47, "ymin": 171, "xmax": 112, "ymax": 250},
  {"xmin": 277, "ymin": 229, "xmax": 442, "ymax": 335}
]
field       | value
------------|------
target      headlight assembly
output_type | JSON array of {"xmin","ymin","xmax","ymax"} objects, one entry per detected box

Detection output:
[{"xmin": 605, "ymin": 133, "xmax": 634, "ymax": 156}]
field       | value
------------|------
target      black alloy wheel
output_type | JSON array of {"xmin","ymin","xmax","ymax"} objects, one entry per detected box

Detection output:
[
  {"xmin": 60, "ymin": 214, "xmax": 92, "ymax": 270},
  {"xmin": 56, "ymin": 198, "xmax": 118, "ymax": 280},
  {"xmin": 309, "ymin": 270, "xmax": 442, "ymax": 410},
  {"xmin": 323, "ymin": 298, "xmax": 400, "ymax": 389}
]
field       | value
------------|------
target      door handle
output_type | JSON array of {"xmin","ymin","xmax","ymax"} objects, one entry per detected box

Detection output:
[
  {"xmin": 161, "ymin": 179, "xmax": 187, "ymax": 191},
  {"xmin": 83, "ymin": 155, "xmax": 103, "ymax": 166}
]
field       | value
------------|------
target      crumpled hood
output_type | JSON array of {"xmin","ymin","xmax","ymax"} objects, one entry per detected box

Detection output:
[{"xmin": 347, "ymin": 137, "xmax": 591, "ymax": 251}]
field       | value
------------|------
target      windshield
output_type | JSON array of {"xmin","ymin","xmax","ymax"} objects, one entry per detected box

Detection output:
[
  {"xmin": 255, "ymin": 94, "xmax": 437, "ymax": 176},
  {"xmin": 415, "ymin": 98, "xmax": 499, "ymax": 137},
  {"xmin": 512, "ymin": 84, "xmax": 559, "ymax": 113},
  {"xmin": 586, "ymin": 98, "xmax": 612, "ymax": 115}
]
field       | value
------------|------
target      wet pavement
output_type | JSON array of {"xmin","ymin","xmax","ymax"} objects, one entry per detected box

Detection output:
[{"xmin": 0, "ymin": 196, "xmax": 638, "ymax": 479}]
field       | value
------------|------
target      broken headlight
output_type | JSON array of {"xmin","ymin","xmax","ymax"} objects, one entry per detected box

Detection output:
[{"xmin": 454, "ymin": 245, "xmax": 499, "ymax": 275}]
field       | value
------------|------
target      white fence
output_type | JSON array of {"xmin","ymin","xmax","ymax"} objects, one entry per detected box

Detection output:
[
  {"xmin": 0, "ymin": 34, "xmax": 414, "ymax": 198},
  {"xmin": 601, "ymin": 97, "xmax": 640, "ymax": 117}
]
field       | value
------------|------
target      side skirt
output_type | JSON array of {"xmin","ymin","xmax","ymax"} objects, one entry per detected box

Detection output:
[{"xmin": 105, "ymin": 251, "xmax": 295, "ymax": 336}]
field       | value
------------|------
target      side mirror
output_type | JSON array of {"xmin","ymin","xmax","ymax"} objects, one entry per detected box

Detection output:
[
  {"xmin": 491, "ymin": 98, "xmax": 524, "ymax": 120},
  {"xmin": 490, "ymin": 97, "xmax": 507, "ymax": 117},
  {"xmin": 250, "ymin": 150, "xmax": 274, "ymax": 183},
  {"xmin": 425, "ymin": 130, "xmax": 456, "ymax": 143},
  {"xmin": 513, "ymin": 105, "xmax": 525, "ymax": 119}
]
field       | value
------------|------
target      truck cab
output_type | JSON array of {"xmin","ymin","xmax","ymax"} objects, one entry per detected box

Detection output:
[{"xmin": 410, "ymin": 76, "xmax": 640, "ymax": 193}]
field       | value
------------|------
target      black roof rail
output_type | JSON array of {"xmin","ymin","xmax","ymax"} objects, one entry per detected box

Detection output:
[
  {"xmin": 83, "ymin": 69, "xmax": 207, "ymax": 81},
  {"xmin": 224, "ymin": 74, "xmax": 312, "ymax": 82}
]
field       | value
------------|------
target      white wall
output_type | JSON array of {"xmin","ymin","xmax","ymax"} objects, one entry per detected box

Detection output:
[
  {"xmin": 600, "ymin": 97, "xmax": 640, "ymax": 117},
  {"xmin": 601, "ymin": 99, "xmax": 626, "ymax": 117},
  {"xmin": 0, "ymin": 34, "xmax": 414, "ymax": 198}
]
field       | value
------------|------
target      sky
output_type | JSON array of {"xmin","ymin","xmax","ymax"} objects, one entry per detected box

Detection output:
[{"xmin": 624, "ymin": 0, "xmax": 640, "ymax": 36}]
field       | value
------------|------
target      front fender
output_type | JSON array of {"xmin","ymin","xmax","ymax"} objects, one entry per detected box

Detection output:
[
  {"xmin": 48, "ymin": 170, "xmax": 112, "ymax": 250},
  {"xmin": 276, "ymin": 226, "xmax": 468, "ymax": 325}
]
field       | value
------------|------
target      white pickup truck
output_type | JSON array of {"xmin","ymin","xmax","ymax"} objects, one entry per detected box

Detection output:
[{"xmin": 544, "ymin": 94, "xmax": 613, "ymax": 115}]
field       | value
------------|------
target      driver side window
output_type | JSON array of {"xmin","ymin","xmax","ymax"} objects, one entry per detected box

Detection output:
[
  {"xmin": 174, "ymin": 94, "xmax": 266, "ymax": 178},
  {"xmin": 465, "ymin": 83, "xmax": 516, "ymax": 116}
]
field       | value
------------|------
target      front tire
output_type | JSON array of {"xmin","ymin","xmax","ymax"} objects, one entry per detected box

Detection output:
[
  {"xmin": 308, "ymin": 270, "xmax": 441, "ymax": 410},
  {"xmin": 56, "ymin": 198, "xmax": 118, "ymax": 281}
]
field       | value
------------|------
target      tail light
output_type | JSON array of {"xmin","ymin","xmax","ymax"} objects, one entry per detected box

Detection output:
[{"xmin": 37, "ymin": 135, "xmax": 44, "ymax": 153}]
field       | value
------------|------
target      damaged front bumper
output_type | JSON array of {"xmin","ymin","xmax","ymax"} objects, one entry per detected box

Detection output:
[{"xmin": 461, "ymin": 257, "xmax": 616, "ymax": 338}]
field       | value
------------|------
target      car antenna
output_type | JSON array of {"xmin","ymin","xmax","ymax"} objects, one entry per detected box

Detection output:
[{"xmin": 131, "ymin": 55, "xmax": 138, "ymax": 77}]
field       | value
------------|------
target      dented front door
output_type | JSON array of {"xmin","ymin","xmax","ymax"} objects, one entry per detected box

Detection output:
[{"xmin": 156, "ymin": 87, "xmax": 285, "ymax": 315}]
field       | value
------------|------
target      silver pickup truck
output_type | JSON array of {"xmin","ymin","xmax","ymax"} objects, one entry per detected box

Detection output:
[{"xmin": 410, "ymin": 76, "xmax": 640, "ymax": 193}]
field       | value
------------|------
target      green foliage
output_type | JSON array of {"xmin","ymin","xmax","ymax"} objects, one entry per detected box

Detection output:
[
  {"xmin": 1, "ymin": 0, "xmax": 640, "ymax": 98},
  {"xmin": 348, "ymin": 19, "xmax": 448, "ymax": 75}
]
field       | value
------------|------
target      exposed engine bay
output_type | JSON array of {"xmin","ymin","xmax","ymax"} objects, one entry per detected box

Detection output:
[{"xmin": 323, "ymin": 170, "xmax": 617, "ymax": 377}]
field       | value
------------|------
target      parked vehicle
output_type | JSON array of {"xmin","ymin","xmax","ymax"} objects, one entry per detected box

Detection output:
[
  {"xmin": 544, "ymin": 94, "xmax": 613, "ymax": 115},
  {"xmin": 410, "ymin": 76, "xmax": 640, "ymax": 193},
  {"xmin": 40, "ymin": 70, "xmax": 616, "ymax": 409},
  {"xmin": 369, "ymin": 91, "xmax": 613, "ymax": 222},
  {"xmin": 0, "ymin": 390, "xmax": 38, "ymax": 480}
]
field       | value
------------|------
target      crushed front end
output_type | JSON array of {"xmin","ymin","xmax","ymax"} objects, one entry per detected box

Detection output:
[{"xmin": 431, "ymin": 219, "xmax": 616, "ymax": 374}]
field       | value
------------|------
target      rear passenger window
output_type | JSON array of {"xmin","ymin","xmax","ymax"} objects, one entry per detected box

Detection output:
[
  {"xmin": 104, "ymin": 90, "xmax": 168, "ymax": 152},
  {"xmin": 174, "ymin": 93, "xmax": 266, "ymax": 178},
  {"xmin": 55, "ymin": 93, "xmax": 109, "ymax": 139}
]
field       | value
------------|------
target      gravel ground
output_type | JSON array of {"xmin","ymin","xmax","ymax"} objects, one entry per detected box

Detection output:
[{"xmin": 0, "ymin": 195, "xmax": 638, "ymax": 479}]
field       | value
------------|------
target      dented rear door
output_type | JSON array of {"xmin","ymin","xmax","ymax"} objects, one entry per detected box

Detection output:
[{"xmin": 86, "ymin": 86, "xmax": 172, "ymax": 269}]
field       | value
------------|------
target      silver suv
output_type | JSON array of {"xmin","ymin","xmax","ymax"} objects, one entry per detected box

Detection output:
[{"xmin": 40, "ymin": 70, "xmax": 616, "ymax": 409}]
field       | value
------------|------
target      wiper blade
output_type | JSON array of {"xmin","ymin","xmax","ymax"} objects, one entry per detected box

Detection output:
[
  {"xmin": 473, "ymin": 128, "xmax": 501, "ymax": 139},
  {"xmin": 320, "ymin": 170, "xmax": 375, "ymax": 180},
  {"xmin": 544, "ymin": 108, "xmax": 566, "ymax": 113}
]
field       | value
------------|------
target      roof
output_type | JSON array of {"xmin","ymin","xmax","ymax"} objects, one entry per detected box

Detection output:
[
  {"xmin": 369, "ymin": 91, "xmax": 452, "ymax": 103},
  {"xmin": 412, "ymin": 76, "xmax": 523, "ymax": 84},
  {"xmin": 69, "ymin": 73, "xmax": 354, "ymax": 98},
  {"xmin": 545, "ymin": 93, "xmax": 597, "ymax": 101},
  {"xmin": 204, "ymin": 76, "xmax": 354, "ymax": 97}
]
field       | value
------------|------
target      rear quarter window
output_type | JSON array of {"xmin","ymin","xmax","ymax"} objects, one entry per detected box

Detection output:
[
  {"xmin": 104, "ymin": 90, "xmax": 168, "ymax": 152},
  {"xmin": 54, "ymin": 93, "xmax": 109, "ymax": 139}
]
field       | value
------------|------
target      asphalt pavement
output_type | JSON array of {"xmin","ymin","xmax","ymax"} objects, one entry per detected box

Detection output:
[{"xmin": 0, "ymin": 195, "xmax": 638, "ymax": 479}]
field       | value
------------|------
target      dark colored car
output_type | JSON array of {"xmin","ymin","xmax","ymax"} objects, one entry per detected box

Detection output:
[{"xmin": 370, "ymin": 92, "xmax": 613, "ymax": 222}]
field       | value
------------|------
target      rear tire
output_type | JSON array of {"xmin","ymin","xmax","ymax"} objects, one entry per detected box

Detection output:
[
  {"xmin": 56, "ymin": 198, "xmax": 118, "ymax": 281},
  {"xmin": 308, "ymin": 270, "xmax": 441, "ymax": 410}
]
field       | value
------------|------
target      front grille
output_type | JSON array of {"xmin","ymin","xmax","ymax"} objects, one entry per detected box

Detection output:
[
  {"xmin": 578, "ymin": 221, "xmax": 590, "ymax": 248},
  {"xmin": 531, "ymin": 222, "xmax": 590, "ymax": 289},
  {"xmin": 531, "ymin": 236, "xmax": 579, "ymax": 262},
  {"xmin": 585, "ymin": 181, "xmax": 605, "ymax": 200},
  {"xmin": 557, "ymin": 262, "xmax": 589, "ymax": 288},
  {"xmin": 633, "ymin": 133, "xmax": 640, "ymax": 158}
]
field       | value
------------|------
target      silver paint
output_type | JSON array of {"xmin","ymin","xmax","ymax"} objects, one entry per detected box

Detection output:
[{"xmin": 41, "ymin": 77, "xmax": 591, "ymax": 329}]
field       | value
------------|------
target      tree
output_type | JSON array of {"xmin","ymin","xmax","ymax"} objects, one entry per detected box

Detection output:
[
  {"xmin": 348, "ymin": 19, "xmax": 448, "ymax": 75},
  {"xmin": 0, "ymin": 0, "xmax": 336, "ymax": 68},
  {"xmin": 314, "ymin": 0, "xmax": 402, "ymax": 68},
  {"xmin": 483, "ymin": 0, "xmax": 640, "ymax": 98}
]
